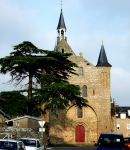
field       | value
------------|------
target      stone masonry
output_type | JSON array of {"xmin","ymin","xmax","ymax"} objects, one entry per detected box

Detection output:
[{"xmin": 49, "ymin": 9, "xmax": 112, "ymax": 145}]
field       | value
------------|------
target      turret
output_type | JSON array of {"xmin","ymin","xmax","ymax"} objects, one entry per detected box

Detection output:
[
  {"xmin": 57, "ymin": 9, "xmax": 67, "ymax": 42},
  {"xmin": 54, "ymin": 8, "xmax": 75, "ymax": 55},
  {"xmin": 96, "ymin": 43, "xmax": 112, "ymax": 67}
]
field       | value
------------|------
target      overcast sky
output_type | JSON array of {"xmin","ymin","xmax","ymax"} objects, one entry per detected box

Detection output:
[{"xmin": 0, "ymin": 0, "xmax": 130, "ymax": 106}]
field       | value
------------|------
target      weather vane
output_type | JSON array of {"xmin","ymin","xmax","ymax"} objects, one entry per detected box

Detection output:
[
  {"xmin": 102, "ymin": 40, "xmax": 104, "ymax": 45},
  {"xmin": 61, "ymin": 0, "xmax": 63, "ymax": 10}
]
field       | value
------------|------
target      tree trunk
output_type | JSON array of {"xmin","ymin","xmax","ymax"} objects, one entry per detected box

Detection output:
[{"xmin": 28, "ymin": 73, "xmax": 33, "ymax": 114}]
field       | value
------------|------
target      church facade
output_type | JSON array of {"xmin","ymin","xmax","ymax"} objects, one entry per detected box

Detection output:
[{"xmin": 49, "ymin": 9, "xmax": 113, "ymax": 145}]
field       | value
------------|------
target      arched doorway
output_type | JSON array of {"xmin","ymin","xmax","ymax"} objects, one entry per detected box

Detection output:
[{"xmin": 75, "ymin": 124, "xmax": 85, "ymax": 142}]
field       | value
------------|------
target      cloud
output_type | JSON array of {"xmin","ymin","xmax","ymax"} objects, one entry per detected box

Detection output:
[
  {"xmin": 0, "ymin": 0, "xmax": 41, "ymax": 43},
  {"xmin": 0, "ymin": 0, "xmax": 129, "ymax": 106},
  {"xmin": 69, "ymin": 29, "xmax": 130, "ymax": 64},
  {"xmin": 111, "ymin": 67, "xmax": 130, "ymax": 106},
  {"xmin": 0, "ymin": 74, "xmax": 17, "ymax": 91}
]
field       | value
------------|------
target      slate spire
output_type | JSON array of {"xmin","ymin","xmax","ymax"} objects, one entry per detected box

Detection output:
[
  {"xmin": 54, "ymin": 8, "xmax": 75, "ymax": 55},
  {"xmin": 96, "ymin": 43, "xmax": 112, "ymax": 67},
  {"xmin": 57, "ymin": 9, "xmax": 66, "ymax": 31},
  {"xmin": 56, "ymin": 9, "xmax": 67, "ymax": 42}
]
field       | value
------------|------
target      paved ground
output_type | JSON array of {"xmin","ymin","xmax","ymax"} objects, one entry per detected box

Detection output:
[{"xmin": 46, "ymin": 146, "xmax": 96, "ymax": 150}]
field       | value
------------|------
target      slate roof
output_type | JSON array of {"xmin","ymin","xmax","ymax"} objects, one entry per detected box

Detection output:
[
  {"xmin": 0, "ymin": 109, "xmax": 11, "ymax": 119},
  {"xmin": 115, "ymin": 106, "xmax": 130, "ymax": 113},
  {"xmin": 6, "ymin": 115, "xmax": 42, "ymax": 122},
  {"xmin": 115, "ymin": 106, "xmax": 130, "ymax": 118},
  {"xmin": 96, "ymin": 44, "xmax": 112, "ymax": 67},
  {"xmin": 57, "ymin": 9, "xmax": 66, "ymax": 30}
]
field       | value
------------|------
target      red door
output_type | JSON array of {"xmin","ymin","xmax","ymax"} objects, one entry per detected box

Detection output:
[{"xmin": 75, "ymin": 125, "xmax": 85, "ymax": 142}]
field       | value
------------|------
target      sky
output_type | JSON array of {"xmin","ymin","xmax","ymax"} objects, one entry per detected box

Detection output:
[{"xmin": 0, "ymin": 0, "xmax": 130, "ymax": 106}]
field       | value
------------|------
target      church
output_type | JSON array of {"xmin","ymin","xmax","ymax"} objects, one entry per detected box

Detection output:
[{"xmin": 48, "ymin": 9, "xmax": 113, "ymax": 145}]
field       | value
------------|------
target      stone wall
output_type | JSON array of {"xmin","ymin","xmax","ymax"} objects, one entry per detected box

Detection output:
[{"xmin": 49, "ymin": 51, "xmax": 112, "ymax": 145}]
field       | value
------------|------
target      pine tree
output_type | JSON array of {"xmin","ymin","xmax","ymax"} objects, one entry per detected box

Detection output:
[{"xmin": 0, "ymin": 41, "xmax": 87, "ymax": 115}]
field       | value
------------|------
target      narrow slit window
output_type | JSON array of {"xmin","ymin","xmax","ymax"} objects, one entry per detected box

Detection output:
[{"xmin": 82, "ymin": 85, "xmax": 87, "ymax": 97}]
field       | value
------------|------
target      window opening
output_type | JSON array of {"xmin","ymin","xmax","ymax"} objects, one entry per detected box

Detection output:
[
  {"xmin": 82, "ymin": 85, "xmax": 87, "ymax": 97},
  {"xmin": 61, "ymin": 30, "xmax": 64, "ymax": 36},
  {"xmin": 77, "ymin": 107, "xmax": 83, "ymax": 118},
  {"xmin": 79, "ymin": 67, "xmax": 83, "ymax": 76},
  {"xmin": 62, "ymin": 49, "xmax": 64, "ymax": 53}
]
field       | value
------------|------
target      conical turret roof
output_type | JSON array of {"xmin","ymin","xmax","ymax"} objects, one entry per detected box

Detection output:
[
  {"xmin": 57, "ymin": 9, "xmax": 66, "ymax": 30},
  {"xmin": 96, "ymin": 44, "xmax": 112, "ymax": 67}
]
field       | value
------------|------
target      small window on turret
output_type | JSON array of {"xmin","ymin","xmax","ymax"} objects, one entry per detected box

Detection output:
[
  {"xmin": 61, "ymin": 30, "xmax": 64, "ymax": 36},
  {"xmin": 62, "ymin": 49, "xmax": 64, "ymax": 53}
]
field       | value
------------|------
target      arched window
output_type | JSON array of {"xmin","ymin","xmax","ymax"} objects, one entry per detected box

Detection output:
[
  {"xmin": 77, "ymin": 107, "xmax": 83, "ymax": 118},
  {"xmin": 79, "ymin": 67, "xmax": 83, "ymax": 76},
  {"xmin": 62, "ymin": 49, "xmax": 64, "ymax": 53},
  {"xmin": 61, "ymin": 30, "xmax": 64, "ymax": 36},
  {"xmin": 82, "ymin": 85, "xmax": 87, "ymax": 97}
]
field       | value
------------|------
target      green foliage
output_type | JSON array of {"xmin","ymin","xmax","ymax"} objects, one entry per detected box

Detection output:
[
  {"xmin": 34, "ymin": 74, "xmax": 87, "ymax": 114},
  {"xmin": 0, "ymin": 91, "xmax": 27, "ymax": 117},
  {"xmin": 0, "ymin": 41, "xmax": 87, "ymax": 116},
  {"xmin": 0, "ymin": 41, "xmax": 45, "ymax": 85},
  {"xmin": 0, "ymin": 41, "xmax": 77, "ymax": 87}
]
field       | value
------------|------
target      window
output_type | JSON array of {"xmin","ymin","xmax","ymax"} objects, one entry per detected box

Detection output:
[
  {"xmin": 116, "ymin": 124, "xmax": 120, "ymax": 130},
  {"xmin": 120, "ymin": 113, "xmax": 126, "ymax": 119},
  {"xmin": 93, "ymin": 89, "xmax": 95, "ymax": 96},
  {"xmin": 127, "ymin": 124, "xmax": 130, "ymax": 130},
  {"xmin": 77, "ymin": 107, "xmax": 83, "ymax": 118},
  {"xmin": 82, "ymin": 85, "xmax": 87, "ymax": 97},
  {"xmin": 62, "ymin": 49, "xmax": 64, "ymax": 53},
  {"xmin": 128, "ymin": 110, "xmax": 130, "ymax": 116},
  {"xmin": 79, "ymin": 67, "xmax": 83, "ymax": 76},
  {"xmin": 61, "ymin": 30, "xmax": 64, "ymax": 36}
]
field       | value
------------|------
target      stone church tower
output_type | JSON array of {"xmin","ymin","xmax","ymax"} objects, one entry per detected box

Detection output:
[{"xmin": 49, "ymin": 9, "xmax": 112, "ymax": 145}]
